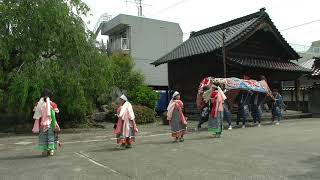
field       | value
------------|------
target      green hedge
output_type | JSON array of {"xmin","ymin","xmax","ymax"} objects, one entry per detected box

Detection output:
[
  {"xmin": 128, "ymin": 85, "xmax": 160, "ymax": 110},
  {"xmin": 105, "ymin": 104, "xmax": 156, "ymax": 124},
  {"xmin": 133, "ymin": 105, "xmax": 156, "ymax": 124}
]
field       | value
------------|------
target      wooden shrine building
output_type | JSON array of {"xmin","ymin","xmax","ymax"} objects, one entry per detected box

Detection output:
[{"xmin": 152, "ymin": 8, "xmax": 311, "ymax": 109}]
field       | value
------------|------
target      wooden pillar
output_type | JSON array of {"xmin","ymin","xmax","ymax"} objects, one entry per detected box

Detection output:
[
  {"xmin": 295, "ymin": 79, "xmax": 301, "ymax": 111},
  {"xmin": 302, "ymin": 89, "xmax": 306, "ymax": 112},
  {"xmin": 167, "ymin": 63, "xmax": 173, "ymax": 91}
]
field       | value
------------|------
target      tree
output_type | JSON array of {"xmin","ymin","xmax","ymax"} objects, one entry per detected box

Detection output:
[
  {"xmin": 0, "ymin": 0, "xmax": 90, "ymax": 90},
  {"xmin": 0, "ymin": 0, "xmax": 114, "ymax": 125},
  {"xmin": 1, "ymin": 0, "xmax": 154, "ymax": 127}
]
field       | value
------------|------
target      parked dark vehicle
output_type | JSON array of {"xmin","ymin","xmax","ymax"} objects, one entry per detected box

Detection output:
[{"xmin": 155, "ymin": 91, "xmax": 169, "ymax": 116}]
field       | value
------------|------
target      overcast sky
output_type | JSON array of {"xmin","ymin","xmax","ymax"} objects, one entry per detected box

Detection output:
[{"xmin": 83, "ymin": 0, "xmax": 320, "ymax": 47}]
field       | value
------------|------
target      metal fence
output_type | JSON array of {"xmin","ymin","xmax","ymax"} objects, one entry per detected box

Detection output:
[
  {"xmin": 93, "ymin": 13, "xmax": 112, "ymax": 36},
  {"xmin": 108, "ymin": 38, "xmax": 130, "ymax": 52}
]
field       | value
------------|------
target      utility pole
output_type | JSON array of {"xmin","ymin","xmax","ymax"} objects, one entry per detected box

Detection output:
[
  {"xmin": 137, "ymin": 0, "xmax": 142, "ymax": 16},
  {"xmin": 222, "ymin": 33, "xmax": 226, "ymax": 78},
  {"xmin": 124, "ymin": 0, "xmax": 151, "ymax": 16},
  {"xmin": 222, "ymin": 28, "xmax": 230, "ymax": 78}
]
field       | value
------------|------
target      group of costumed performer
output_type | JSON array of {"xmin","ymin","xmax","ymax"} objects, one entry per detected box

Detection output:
[{"xmin": 31, "ymin": 87, "xmax": 228, "ymax": 155}]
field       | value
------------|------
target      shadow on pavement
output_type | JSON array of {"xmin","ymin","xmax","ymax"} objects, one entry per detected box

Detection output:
[
  {"xmin": 140, "ymin": 139, "xmax": 184, "ymax": 145},
  {"xmin": 140, "ymin": 135, "xmax": 215, "ymax": 145},
  {"xmin": 183, "ymin": 135, "xmax": 215, "ymax": 141},
  {"xmin": 89, "ymin": 147, "xmax": 128, "ymax": 152},
  {"xmin": 289, "ymin": 155, "xmax": 320, "ymax": 180},
  {"xmin": 0, "ymin": 154, "xmax": 44, "ymax": 161}
]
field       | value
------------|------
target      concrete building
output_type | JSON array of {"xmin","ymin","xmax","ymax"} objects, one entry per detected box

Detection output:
[
  {"xmin": 100, "ymin": 14, "xmax": 183, "ymax": 89},
  {"xmin": 282, "ymin": 40, "xmax": 320, "ymax": 111}
]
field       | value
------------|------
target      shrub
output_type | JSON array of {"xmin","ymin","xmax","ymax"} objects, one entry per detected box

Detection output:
[
  {"xmin": 0, "ymin": 89, "xmax": 5, "ymax": 113},
  {"xmin": 132, "ymin": 105, "xmax": 156, "ymax": 124},
  {"xmin": 104, "ymin": 103, "xmax": 119, "ymax": 123},
  {"xmin": 128, "ymin": 85, "xmax": 160, "ymax": 110},
  {"xmin": 104, "ymin": 104, "xmax": 155, "ymax": 124}
]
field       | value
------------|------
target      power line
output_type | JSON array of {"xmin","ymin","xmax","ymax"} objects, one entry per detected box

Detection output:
[
  {"xmin": 150, "ymin": 0, "xmax": 190, "ymax": 17},
  {"xmin": 280, "ymin": 19, "xmax": 320, "ymax": 31},
  {"xmin": 124, "ymin": 0, "xmax": 151, "ymax": 16},
  {"xmin": 183, "ymin": 18, "xmax": 320, "ymax": 37},
  {"xmin": 182, "ymin": 19, "xmax": 320, "ymax": 37}
]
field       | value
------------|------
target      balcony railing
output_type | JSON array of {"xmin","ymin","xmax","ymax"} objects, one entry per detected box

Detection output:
[
  {"xmin": 121, "ymin": 38, "xmax": 129, "ymax": 50},
  {"xmin": 108, "ymin": 38, "xmax": 130, "ymax": 53}
]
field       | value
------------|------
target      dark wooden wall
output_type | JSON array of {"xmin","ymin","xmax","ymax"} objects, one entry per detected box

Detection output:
[
  {"xmin": 168, "ymin": 54, "xmax": 223, "ymax": 102},
  {"xmin": 230, "ymin": 29, "xmax": 293, "ymax": 60},
  {"xmin": 168, "ymin": 54, "xmax": 303, "ymax": 103},
  {"xmin": 166, "ymin": 28, "xmax": 305, "ymax": 105}
]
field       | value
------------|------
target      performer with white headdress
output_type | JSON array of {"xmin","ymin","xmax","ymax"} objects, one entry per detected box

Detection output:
[
  {"xmin": 167, "ymin": 91, "xmax": 188, "ymax": 142},
  {"xmin": 113, "ymin": 94, "xmax": 138, "ymax": 149},
  {"xmin": 32, "ymin": 89, "xmax": 61, "ymax": 156}
]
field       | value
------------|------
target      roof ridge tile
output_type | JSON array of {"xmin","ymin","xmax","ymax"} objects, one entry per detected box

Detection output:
[{"xmin": 190, "ymin": 10, "xmax": 265, "ymax": 37}]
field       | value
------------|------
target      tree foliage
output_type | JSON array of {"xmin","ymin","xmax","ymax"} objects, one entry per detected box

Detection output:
[
  {"xmin": 0, "ymin": 0, "xmax": 97, "ymax": 123},
  {"xmin": 109, "ymin": 54, "xmax": 144, "ymax": 92},
  {"xmin": 0, "ymin": 0, "xmax": 90, "ymax": 72},
  {"xmin": 0, "ymin": 0, "xmax": 148, "ymax": 126},
  {"xmin": 7, "ymin": 53, "xmax": 145, "ymax": 125}
]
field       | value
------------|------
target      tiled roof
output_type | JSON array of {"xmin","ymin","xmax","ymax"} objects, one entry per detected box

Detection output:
[
  {"xmin": 152, "ymin": 8, "xmax": 300, "ymax": 66},
  {"xmin": 311, "ymin": 57, "xmax": 320, "ymax": 77},
  {"xmin": 300, "ymin": 58, "xmax": 315, "ymax": 69},
  {"xmin": 312, "ymin": 68, "xmax": 320, "ymax": 76},
  {"xmin": 229, "ymin": 57, "xmax": 312, "ymax": 73},
  {"xmin": 300, "ymin": 57, "xmax": 320, "ymax": 77}
]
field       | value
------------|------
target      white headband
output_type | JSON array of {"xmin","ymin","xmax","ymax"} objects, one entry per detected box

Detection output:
[{"xmin": 120, "ymin": 94, "xmax": 128, "ymax": 101}]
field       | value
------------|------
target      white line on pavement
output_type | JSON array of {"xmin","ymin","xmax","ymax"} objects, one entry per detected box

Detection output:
[
  {"xmin": 110, "ymin": 133, "xmax": 169, "ymax": 140},
  {"xmin": 13, "ymin": 141, "xmax": 33, "ymax": 145},
  {"xmin": 75, "ymin": 151, "xmax": 119, "ymax": 173},
  {"xmin": 63, "ymin": 139, "xmax": 104, "ymax": 144},
  {"xmin": 95, "ymin": 135, "xmax": 112, "ymax": 138},
  {"xmin": 74, "ymin": 151, "xmax": 135, "ymax": 180},
  {"xmin": 9, "ymin": 132, "xmax": 170, "ymax": 146},
  {"xmin": 141, "ymin": 133, "xmax": 169, "ymax": 137}
]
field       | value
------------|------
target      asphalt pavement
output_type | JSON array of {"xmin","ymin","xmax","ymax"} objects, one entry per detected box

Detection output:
[{"xmin": 0, "ymin": 118, "xmax": 319, "ymax": 180}]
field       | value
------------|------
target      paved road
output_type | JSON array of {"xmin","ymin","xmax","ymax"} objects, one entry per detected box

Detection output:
[{"xmin": 0, "ymin": 118, "xmax": 319, "ymax": 180}]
